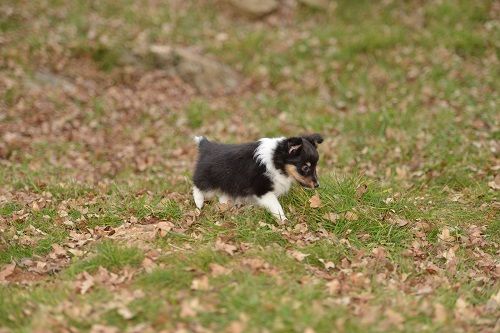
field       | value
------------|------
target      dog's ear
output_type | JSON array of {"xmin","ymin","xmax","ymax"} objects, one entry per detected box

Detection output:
[
  {"xmin": 303, "ymin": 133, "xmax": 323, "ymax": 147},
  {"xmin": 286, "ymin": 137, "xmax": 303, "ymax": 155}
]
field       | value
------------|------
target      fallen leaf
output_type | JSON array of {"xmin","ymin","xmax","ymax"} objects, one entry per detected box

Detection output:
[
  {"xmin": 288, "ymin": 250, "xmax": 309, "ymax": 262},
  {"xmin": 51, "ymin": 243, "xmax": 67, "ymax": 258},
  {"xmin": 385, "ymin": 308, "xmax": 404, "ymax": 328},
  {"xmin": 487, "ymin": 174, "xmax": 500, "ymax": 190},
  {"xmin": 454, "ymin": 297, "xmax": 474, "ymax": 321},
  {"xmin": 388, "ymin": 215, "xmax": 409, "ymax": 227},
  {"xmin": 425, "ymin": 262, "xmax": 440, "ymax": 274},
  {"xmin": 90, "ymin": 324, "xmax": 119, "ymax": 333},
  {"xmin": 241, "ymin": 258, "xmax": 268, "ymax": 271},
  {"xmin": 485, "ymin": 289, "xmax": 500, "ymax": 312},
  {"xmin": 209, "ymin": 263, "xmax": 232, "ymax": 276},
  {"xmin": 355, "ymin": 184, "xmax": 368, "ymax": 198},
  {"xmin": 415, "ymin": 285, "xmax": 433, "ymax": 295},
  {"xmin": 226, "ymin": 320, "xmax": 246, "ymax": 333},
  {"xmin": 117, "ymin": 307, "xmax": 135, "ymax": 320},
  {"xmin": 318, "ymin": 258, "xmax": 335, "ymax": 270},
  {"xmin": 156, "ymin": 221, "xmax": 174, "ymax": 237},
  {"xmin": 438, "ymin": 227, "xmax": 455, "ymax": 242},
  {"xmin": 76, "ymin": 271, "xmax": 94, "ymax": 294},
  {"xmin": 326, "ymin": 279, "xmax": 340, "ymax": 295},
  {"xmin": 191, "ymin": 275, "xmax": 210, "ymax": 291},
  {"xmin": 0, "ymin": 263, "xmax": 16, "ymax": 282},
  {"xmin": 215, "ymin": 239, "xmax": 238, "ymax": 256},
  {"xmin": 141, "ymin": 257, "xmax": 156, "ymax": 272},
  {"xmin": 180, "ymin": 298, "xmax": 201, "ymax": 318},
  {"xmin": 323, "ymin": 212, "xmax": 339, "ymax": 222},
  {"xmin": 434, "ymin": 303, "xmax": 447, "ymax": 323},
  {"xmin": 345, "ymin": 211, "xmax": 358, "ymax": 221},
  {"xmin": 309, "ymin": 194, "xmax": 321, "ymax": 208}
]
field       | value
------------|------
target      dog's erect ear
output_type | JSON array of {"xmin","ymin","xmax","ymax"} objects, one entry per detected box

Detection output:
[
  {"xmin": 286, "ymin": 137, "xmax": 303, "ymax": 155},
  {"xmin": 303, "ymin": 133, "xmax": 323, "ymax": 147}
]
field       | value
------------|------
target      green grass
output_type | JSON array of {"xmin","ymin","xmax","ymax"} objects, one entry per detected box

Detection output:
[
  {"xmin": 66, "ymin": 241, "xmax": 144, "ymax": 276},
  {"xmin": 0, "ymin": 0, "xmax": 498, "ymax": 332}
]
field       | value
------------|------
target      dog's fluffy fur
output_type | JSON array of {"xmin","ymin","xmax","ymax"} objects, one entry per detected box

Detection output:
[{"xmin": 192, "ymin": 134, "xmax": 323, "ymax": 221}]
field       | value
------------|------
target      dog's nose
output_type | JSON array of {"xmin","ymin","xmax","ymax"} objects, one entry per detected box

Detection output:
[{"xmin": 314, "ymin": 182, "xmax": 320, "ymax": 188}]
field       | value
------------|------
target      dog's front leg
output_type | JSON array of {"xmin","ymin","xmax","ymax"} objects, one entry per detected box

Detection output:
[{"xmin": 256, "ymin": 193, "xmax": 287, "ymax": 221}]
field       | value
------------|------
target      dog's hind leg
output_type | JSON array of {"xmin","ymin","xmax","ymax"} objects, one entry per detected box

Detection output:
[
  {"xmin": 193, "ymin": 186, "xmax": 205, "ymax": 209},
  {"xmin": 218, "ymin": 194, "xmax": 230, "ymax": 204}
]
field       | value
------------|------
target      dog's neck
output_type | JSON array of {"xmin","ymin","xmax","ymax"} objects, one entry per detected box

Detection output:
[{"xmin": 254, "ymin": 137, "xmax": 293, "ymax": 197}]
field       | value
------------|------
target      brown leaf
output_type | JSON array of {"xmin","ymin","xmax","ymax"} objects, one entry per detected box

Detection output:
[
  {"xmin": 309, "ymin": 194, "xmax": 322, "ymax": 208},
  {"xmin": 355, "ymin": 184, "xmax": 368, "ymax": 198},
  {"xmin": 288, "ymin": 250, "xmax": 309, "ymax": 262},
  {"xmin": 51, "ymin": 243, "xmax": 67, "ymax": 258},
  {"xmin": 438, "ymin": 227, "xmax": 455, "ymax": 242},
  {"xmin": 388, "ymin": 215, "xmax": 409, "ymax": 227},
  {"xmin": 415, "ymin": 285, "xmax": 433, "ymax": 295},
  {"xmin": 141, "ymin": 257, "xmax": 156, "ymax": 273},
  {"xmin": 485, "ymin": 289, "xmax": 500, "ymax": 312},
  {"xmin": 117, "ymin": 307, "xmax": 135, "ymax": 320},
  {"xmin": 318, "ymin": 258, "xmax": 335, "ymax": 270},
  {"xmin": 241, "ymin": 258, "xmax": 268, "ymax": 271},
  {"xmin": 487, "ymin": 174, "xmax": 500, "ymax": 190},
  {"xmin": 344, "ymin": 211, "xmax": 358, "ymax": 221},
  {"xmin": 180, "ymin": 298, "xmax": 201, "ymax": 318},
  {"xmin": 215, "ymin": 239, "xmax": 238, "ymax": 256},
  {"xmin": 326, "ymin": 279, "xmax": 340, "ymax": 295},
  {"xmin": 323, "ymin": 212, "xmax": 339, "ymax": 222},
  {"xmin": 90, "ymin": 325, "xmax": 119, "ymax": 333},
  {"xmin": 0, "ymin": 263, "xmax": 16, "ymax": 282},
  {"xmin": 434, "ymin": 303, "xmax": 447, "ymax": 323},
  {"xmin": 226, "ymin": 320, "xmax": 246, "ymax": 333},
  {"xmin": 156, "ymin": 221, "xmax": 174, "ymax": 237},
  {"xmin": 76, "ymin": 271, "xmax": 94, "ymax": 294},
  {"xmin": 191, "ymin": 275, "xmax": 210, "ymax": 291},
  {"xmin": 425, "ymin": 262, "xmax": 440, "ymax": 275},
  {"xmin": 454, "ymin": 297, "xmax": 474, "ymax": 321},
  {"xmin": 209, "ymin": 263, "xmax": 232, "ymax": 276},
  {"xmin": 385, "ymin": 308, "xmax": 404, "ymax": 328}
]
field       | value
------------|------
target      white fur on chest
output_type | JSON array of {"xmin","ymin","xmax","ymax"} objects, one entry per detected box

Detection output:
[
  {"xmin": 254, "ymin": 137, "xmax": 293, "ymax": 197},
  {"xmin": 270, "ymin": 172, "xmax": 292, "ymax": 196}
]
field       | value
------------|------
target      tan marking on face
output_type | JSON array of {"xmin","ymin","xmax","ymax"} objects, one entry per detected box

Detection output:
[{"xmin": 285, "ymin": 164, "xmax": 315, "ymax": 188}]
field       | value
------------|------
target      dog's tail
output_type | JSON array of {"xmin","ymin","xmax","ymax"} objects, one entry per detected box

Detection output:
[{"xmin": 194, "ymin": 136, "xmax": 207, "ymax": 148}]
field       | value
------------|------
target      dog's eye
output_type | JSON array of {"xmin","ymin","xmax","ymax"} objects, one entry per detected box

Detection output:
[{"xmin": 301, "ymin": 165, "xmax": 310, "ymax": 173}]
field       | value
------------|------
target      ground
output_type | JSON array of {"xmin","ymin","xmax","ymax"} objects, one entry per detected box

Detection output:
[{"xmin": 0, "ymin": 0, "xmax": 499, "ymax": 332}]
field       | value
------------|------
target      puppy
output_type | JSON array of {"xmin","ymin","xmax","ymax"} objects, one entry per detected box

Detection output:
[{"xmin": 192, "ymin": 134, "xmax": 323, "ymax": 221}]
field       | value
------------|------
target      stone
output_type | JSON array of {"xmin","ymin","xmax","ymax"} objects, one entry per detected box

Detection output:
[{"xmin": 149, "ymin": 45, "xmax": 241, "ymax": 95}]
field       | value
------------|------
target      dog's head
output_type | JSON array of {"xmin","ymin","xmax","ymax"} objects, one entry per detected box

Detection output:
[{"xmin": 280, "ymin": 134, "xmax": 323, "ymax": 189}]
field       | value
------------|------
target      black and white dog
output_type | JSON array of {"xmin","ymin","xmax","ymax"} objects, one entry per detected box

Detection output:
[{"xmin": 192, "ymin": 134, "xmax": 323, "ymax": 221}]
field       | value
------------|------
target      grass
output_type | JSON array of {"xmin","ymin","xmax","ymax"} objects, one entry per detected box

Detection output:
[
  {"xmin": 0, "ymin": 0, "xmax": 498, "ymax": 332},
  {"xmin": 66, "ymin": 241, "xmax": 144, "ymax": 276}
]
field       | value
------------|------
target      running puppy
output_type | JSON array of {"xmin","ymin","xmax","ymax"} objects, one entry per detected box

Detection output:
[{"xmin": 192, "ymin": 134, "xmax": 323, "ymax": 221}]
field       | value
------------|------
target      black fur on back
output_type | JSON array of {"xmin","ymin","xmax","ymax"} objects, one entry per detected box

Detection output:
[{"xmin": 193, "ymin": 138, "xmax": 273, "ymax": 197}]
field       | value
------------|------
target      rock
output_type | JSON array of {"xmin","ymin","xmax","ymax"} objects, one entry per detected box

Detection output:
[
  {"xmin": 229, "ymin": 0, "xmax": 279, "ymax": 17},
  {"xmin": 149, "ymin": 45, "xmax": 241, "ymax": 95},
  {"xmin": 298, "ymin": 0, "xmax": 330, "ymax": 10}
]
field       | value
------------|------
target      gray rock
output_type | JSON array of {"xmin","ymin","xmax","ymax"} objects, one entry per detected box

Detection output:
[
  {"xmin": 229, "ymin": 0, "xmax": 279, "ymax": 17},
  {"xmin": 150, "ymin": 45, "xmax": 241, "ymax": 95}
]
